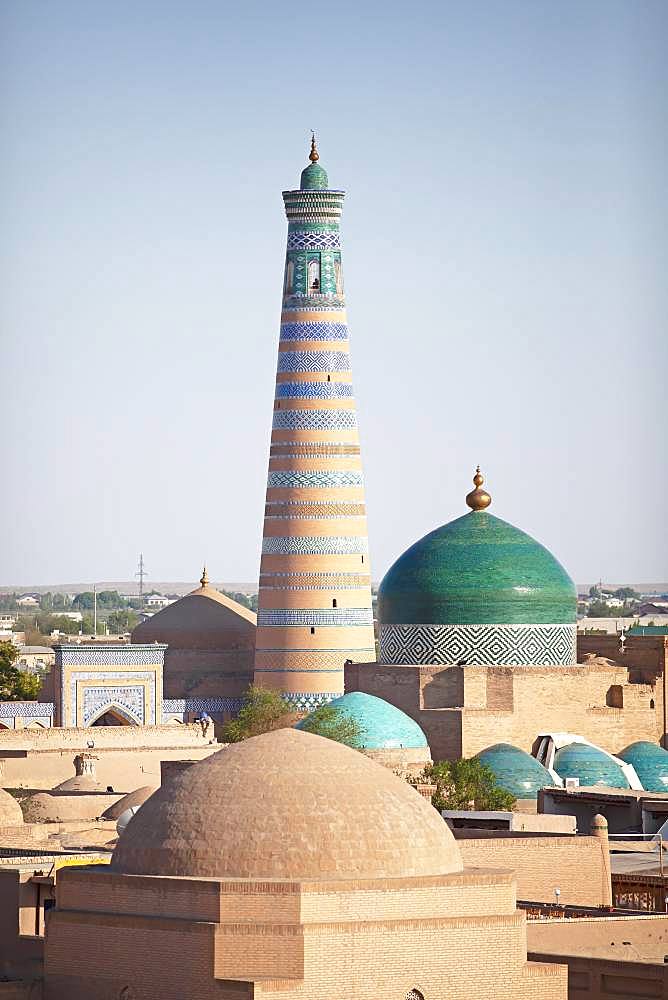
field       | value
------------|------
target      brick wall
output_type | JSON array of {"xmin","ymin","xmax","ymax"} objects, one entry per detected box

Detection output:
[{"xmin": 457, "ymin": 835, "xmax": 612, "ymax": 907}]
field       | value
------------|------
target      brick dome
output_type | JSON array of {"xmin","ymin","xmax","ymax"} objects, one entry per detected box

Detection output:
[
  {"xmin": 0, "ymin": 788, "xmax": 23, "ymax": 827},
  {"xmin": 111, "ymin": 728, "xmax": 462, "ymax": 880}
]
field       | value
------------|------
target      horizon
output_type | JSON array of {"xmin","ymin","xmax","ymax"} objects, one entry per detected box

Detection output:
[{"xmin": 2, "ymin": 1, "xmax": 666, "ymax": 585}]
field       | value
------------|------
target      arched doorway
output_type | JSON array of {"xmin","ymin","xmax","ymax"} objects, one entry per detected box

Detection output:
[{"xmin": 89, "ymin": 707, "xmax": 135, "ymax": 727}]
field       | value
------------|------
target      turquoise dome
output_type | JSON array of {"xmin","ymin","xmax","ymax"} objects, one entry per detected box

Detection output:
[
  {"xmin": 476, "ymin": 743, "xmax": 556, "ymax": 800},
  {"xmin": 554, "ymin": 743, "xmax": 630, "ymax": 789},
  {"xmin": 296, "ymin": 692, "xmax": 428, "ymax": 749},
  {"xmin": 618, "ymin": 741, "xmax": 668, "ymax": 792},
  {"xmin": 378, "ymin": 510, "xmax": 576, "ymax": 627},
  {"xmin": 300, "ymin": 161, "xmax": 329, "ymax": 190}
]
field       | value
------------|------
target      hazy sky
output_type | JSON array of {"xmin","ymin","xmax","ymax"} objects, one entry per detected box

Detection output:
[{"xmin": 2, "ymin": 0, "xmax": 666, "ymax": 587}]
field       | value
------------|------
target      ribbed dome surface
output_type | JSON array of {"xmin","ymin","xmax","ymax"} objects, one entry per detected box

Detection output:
[
  {"xmin": 112, "ymin": 729, "xmax": 462, "ymax": 880},
  {"xmin": 378, "ymin": 510, "xmax": 576, "ymax": 626},
  {"xmin": 476, "ymin": 743, "xmax": 556, "ymax": 799},
  {"xmin": 618, "ymin": 742, "xmax": 668, "ymax": 792},
  {"xmin": 296, "ymin": 692, "xmax": 428, "ymax": 749},
  {"xmin": 554, "ymin": 743, "xmax": 630, "ymax": 789}
]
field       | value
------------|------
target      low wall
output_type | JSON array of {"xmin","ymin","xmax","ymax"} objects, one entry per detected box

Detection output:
[
  {"xmin": 527, "ymin": 913, "xmax": 668, "ymax": 962},
  {"xmin": 0, "ymin": 743, "xmax": 220, "ymax": 791},
  {"xmin": 0, "ymin": 725, "xmax": 210, "ymax": 751},
  {"xmin": 458, "ymin": 834, "xmax": 611, "ymax": 907},
  {"xmin": 528, "ymin": 949, "xmax": 668, "ymax": 1000}
]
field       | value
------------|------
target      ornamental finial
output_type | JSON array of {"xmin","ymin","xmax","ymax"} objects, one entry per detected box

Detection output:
[
  {"xmin": 309, "ymin": 133, "xmax": 319, "ymax": 162},
  {"xmin": 465, "ymin": 466, "xmax": 492, "ymax": 511},
  {"xmin": 200, "ymin": 564, "xmax": 209, "ymax": 588}
]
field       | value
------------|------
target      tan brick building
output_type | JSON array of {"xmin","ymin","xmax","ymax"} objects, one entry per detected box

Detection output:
[{"xmin": 44, "ymin": 730, "xmax": 567, "ymax": 999}]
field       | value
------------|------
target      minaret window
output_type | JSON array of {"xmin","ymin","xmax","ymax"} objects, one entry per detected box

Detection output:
[
  {"xmin": 285, "ymin": 259, "xmax": 294, "ymax": 294},
  {"xmin": 308, "ymin": 257, "xmax": 320, "ymax": 290},
  {"xmin": 334, "ymin": 258, "xmax": 343, "ymax": 294},
  {"xmin": 332, "ymin": 599, "xmax": 337, "ymax": 608},
  {"xmin": 310, "ymin": 627, "xmax": 316, "ymax": 635}
]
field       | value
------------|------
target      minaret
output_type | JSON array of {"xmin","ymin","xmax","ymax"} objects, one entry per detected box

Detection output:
[{"xmin": 253, "ymin": 138, "xmax": 376, "ymax": 710}]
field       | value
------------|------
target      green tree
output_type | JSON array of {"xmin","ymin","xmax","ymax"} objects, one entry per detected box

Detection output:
[
  {"xmin": 587, "ymin": 600, "xmax": 622, "ymax": 618},
  {"xmin": 418, "ymin": 758, "xmax": 516, "ymax": 812},
  {"xmin": 0, "ymin": 641, "xmax": 43, "ymax": 701},
  {"xmin": 297, "ymin": 704, "xmax": 365, "ymax": 748},
  {"xmin": 613, "ymin": 587, "xmax": 640, "ymax": 601},
  {"xmin": 588, "ymin": 585, "xmax": 601, "ymax": 599},
  {"xmin": 221, "ymin": 685, "xmax": 293, "ymax": 742},
  {"xmin": 106, "ymin": 610, "xmax": 139, "ymax": 633}
]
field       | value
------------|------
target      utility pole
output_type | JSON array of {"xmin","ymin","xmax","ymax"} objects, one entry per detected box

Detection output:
[
  {"xmin": 93, "ymin": 584, "xmax": 97, "ymax": 637},
  {"xmin": 135, "ymin": 554, "xmax": 147, "ymax": 610}
]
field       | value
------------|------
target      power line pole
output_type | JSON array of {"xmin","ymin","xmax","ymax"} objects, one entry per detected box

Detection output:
[
  {"xmin": 135, "ymin": 553, "xmax": 147, "ymax": 610},
  {"xmin": 93, "ymin": 583, "xmax": 97, "ymax": 637}
]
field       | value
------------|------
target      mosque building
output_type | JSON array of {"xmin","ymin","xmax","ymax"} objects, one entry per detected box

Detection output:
[
  {"xmin": 253, "ymin": 137, "xmax": 376, "ymax": 711},
  {"xmin": 347, "ymin": 468, "xmax": 664, "ymax": 766}
]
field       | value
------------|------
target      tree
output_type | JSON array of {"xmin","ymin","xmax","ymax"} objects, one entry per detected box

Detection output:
[
  {"xmin": 221, "ymin": 685, "xmax": 293, "ymax": 742},
  {"xmin": 297, "ymin": 704, "xmax": 365, "ymax": 748},
  {"xmin": 589, "ymin": 585, "xmax": 601, "ymax": 599},
  {"xmin": 0, "ymin": 641, "xmax": 43, "ymax": 701},
  {"xmin": 417, "ymin": 758, "xmax": 516, "ymax": 812},
  {"xmin": 587, "ymin": 601, "xmax": 622, "ymax": 619},
  {"xmin": 106, "ymin": 610, "xmax": 139, "ymax": 634},
  {"xmin": 613, "ymin": 587, "xmax": 640, "ymax": 601}
]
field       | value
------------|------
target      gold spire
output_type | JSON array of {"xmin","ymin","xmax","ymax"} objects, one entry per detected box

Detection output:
[
  {"xmin": 465, "ymin": 466, "xmax": 492, "ymax": 511},
  {"xmin": 200, "ymin": 564, "xmax": 209, "ymax": 588},
  {"xmin": 309, "ymin": 133, "xmax": 319, "ymax": 162}
]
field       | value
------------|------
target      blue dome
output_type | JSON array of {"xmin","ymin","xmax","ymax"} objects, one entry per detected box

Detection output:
[
  {"xmin": 296, "ymin": 692, "xmax": 428, "ymax": 749},
  {"xmin": 476, "ymin": 743, "xmax": 556, "ymax": 800},
  {"xmin": 554, "ymin": 743, "xmax": 630, "ymax": 789},
  {"xmin": 618, "ymin": 741, "xmax": 668, "ymax": 792}
]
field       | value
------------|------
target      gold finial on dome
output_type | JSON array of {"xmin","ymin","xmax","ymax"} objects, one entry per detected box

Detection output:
[
  {"xmin": 309, "ymin": 132, "xmax": 319, "ymax": 162},
  {"xmin": 200, "ymin": 564, "xmax": 209, "ymax": 588},
  {"xmin": 465, "ymin": 466, "xmax": 492, "ymax": 511}
]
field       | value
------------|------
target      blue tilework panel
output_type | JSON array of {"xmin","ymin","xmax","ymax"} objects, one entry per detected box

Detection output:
[
  {"xmin": 272, "ymin": 410, "xmax": 357, "ymax": 431},
  {"xmin": 262, "ymin": 535, "xmax": 369, "ymax": 555},
  {"xmin": 0, "ymin": 702, "xmax": 54, "ymax": 718},
  {"xmin": 276, "ymin": 351, "xmax": 351, "ymax": 373},
  {"xmin": 267, "ymin": 471, "xmax": 364, "ymax": 489},
  {"xmin": 275, "ymin": 382, "xmax": 354, "ymax": 399},
  {"xmin": 280, "ymin": 322, "xmax": 348, "ymax": 341},
  {"xmin": 379, "ymin": 623, "xmax": 577, "ymax": 666},
  {"xmin": 257, "ymin": 609, "xmax": 374, "ymax": 627},
  {"xmin": 287, "ymin": 231, "xmax": 341, "ymax": 249},
  {"xmin": 82, "ymin": 686, "xmax": 145, "ymax": 726}
]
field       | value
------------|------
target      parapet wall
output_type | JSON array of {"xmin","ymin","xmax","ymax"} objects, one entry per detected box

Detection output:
[
  {"xmin": 0, "ymin": 724, "xmax": 209, "ymax": 751},
  {"xmin": 0, "ymin": 725, "xmax": 220, "ymax": 790},
  {"xmin": 458, "ymin": 834, "xmax": 612, "ymax": 908}
]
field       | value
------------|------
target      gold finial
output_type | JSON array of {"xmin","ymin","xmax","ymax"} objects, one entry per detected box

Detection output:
[
  {"xmin": 200, "ymin": 564, "xmax": 209, "ymax": 588},
  {"xmin": 309, "ymin": 132, "xmax": 319, "ymax": 162},
  {"xmin": 465, "ymin": 465, "xmax": 492, "ymax": 511}
]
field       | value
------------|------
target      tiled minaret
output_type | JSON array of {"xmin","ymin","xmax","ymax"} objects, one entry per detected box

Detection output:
[{"xmin": 254, "ymin": 138, "xmax": 376, "ymax": 710}]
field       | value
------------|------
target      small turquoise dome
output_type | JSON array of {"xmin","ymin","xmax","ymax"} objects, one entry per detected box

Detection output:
[
  {"xmin": 619, "ymin": 741, "xmax": 668, "ymax": 792},
  {"xmin": 476, "ymin": 743, "xmax": 556, "ymax": 799},
  {"xmin": 378, "ymin": 510, "xmax": 576, "ymax": 627},
  {"xmin": 296, "ymin": 692, "xmax": 428, "ymax": 749},
  {"xmin": 554, "ymin": 743, "xmax": 630, "ymax": 789},
  {"xmin": 300, "ymin": 161, "xmax": 329, "ymax": 190}
]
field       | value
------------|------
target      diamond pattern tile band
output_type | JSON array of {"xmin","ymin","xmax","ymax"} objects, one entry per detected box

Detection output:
[
  {"xmin": 272, "ymin": 409, "xmax": 358, "ymax": 430},
  {"xmin": 267, "ymin": 471, "xmax": 364, "ymax": 489},
  {"xmin": 280, "ymin": 322, "xmax": 348, "ymax": 341},
  {"xmin": 262, "ymin": 535, "xmax": 369, "ymax": 555},
  {"xmin": 276, "ymin": 351, "xmax": 351, "ymax": 373},
  {"xmin": 275, "ymin": 382, "xmax": 354, "ymax": 399},
  {"xmin": 379, "ymin": 623, "xmax": 577, "ymax": 667},
  {"xmin": 257, "ymin": 608, "xmax": 374, "ymax": 627}
]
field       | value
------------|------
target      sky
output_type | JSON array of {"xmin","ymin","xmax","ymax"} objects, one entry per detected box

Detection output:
[{"xmin": 1, "ymin": 0, "xmax": 666, "ymax": 588}]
